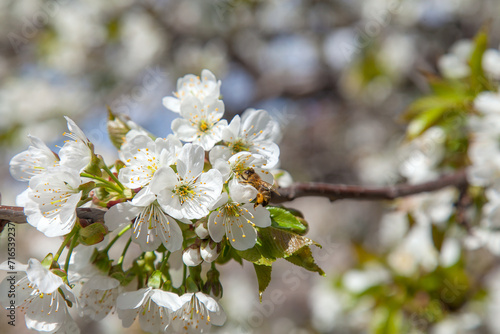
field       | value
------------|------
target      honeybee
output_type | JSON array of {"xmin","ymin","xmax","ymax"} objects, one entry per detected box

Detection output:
[{"xmin": 239, "ymin": 168, "xmax": 279, "ymax": 208}]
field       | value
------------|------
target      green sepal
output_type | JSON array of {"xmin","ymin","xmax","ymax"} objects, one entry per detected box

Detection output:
[
  {"xmin": 41, "ymin": 253, "xmax": 55, "ymax": 269},
  {"xmin": 109, "ymin": 265, "xmax": 125, "ymax": 281},
  {"xmin": 84, "ymin": 149, "xmax": 102, "ymax": 177},
  {"xmin": 91, "ymin": 249, "xmax": 112, "ymax": 273},
  {"xmin": 78, "ymin": 222, "xmax": 108, "ymax": 246},
  {"xmin": 147, "ymin": 270, "xmax": 163, "ymax": 289},
  {"xmin": 114, "ymin": 159, "xmax": 126, "ymax": 173},
  {"xmin": 267, "ymin": 206, "xmax": 308, "ymax": 235},
  {"xmin": 59, "ymin": 287, "xmax": 73, "ymax": 308},
  {"xmin": 203, "ymin": 268, "xmax": 223, "ymax": 299},
  {"xmin": 254, "ymin": 264, "xmax": 272, "ymax": 302},
  {"xmin": 78, "ymin": 181, "xmax": 96, "ymax": 199},
  {"xmin": 51, "ymin": 268, "xmax": 68, "ymax": 281}
]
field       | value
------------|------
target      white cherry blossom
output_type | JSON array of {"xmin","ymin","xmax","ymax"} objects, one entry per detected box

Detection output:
[
  {"xmin": 468, "ymin": 91, "xmax": 500, "ymax": 186},
  {"xmin": 166, "ymin": 292, "xmax": 226, "ymax": 334},
  {"xmin": 182, "ymin": 246, "xmax": 203, "ymax": 267},
  {"xmin": 9, "ymin": 135, "xmax": 58, "ymax": 182},
  {"xmin": 437, "ymin": 39, "xmax": 472, "ymax": 79},
  {"xmin": 116, "ymin": 287, "xmax": 182, "ymax": 333},
  {"xmin": 105, "ymin": 187, "xmax": 184, "ymax": 252},
  {"xmin": 152, "ymin": 144, "xmax": 223, "ymax": 220},
  {"xmin": 59, "ymin": 116, "xmax": 93, "ymax": 172},
  {"xmin": 208, "ymin": 192, "xmax": 271, "ymax": 251},
  {"xmin": 0, "ymin": 259, "xmax": 79, "ymax": 333},
  {"xmin": 212, "ymin": 151, "xmax": 273, "ymax": 183},
  {"xmin": 163, "ymin": 69, "xmax": 221, "ymax": 113},
  {"xmin": 118, "ymin": 131, "xmax": 182, "ymax": 189},
  {"xmin": 171, "ymin": 96, "xmax": 227, "ymax": 150},
  {"xmin": 210, "ymin": 108, "xmax": 280, "ymax": 168},
  {"xmin": 483, "ymin": 48, "xmax": 500, "ymax": 80},
  {"xmin": 24, "ymin": 166, "xmax": 82, "ymax": 237},
  {"xmin": 79, "ymin": 274, "xmax": 120, "ymax": 321}
]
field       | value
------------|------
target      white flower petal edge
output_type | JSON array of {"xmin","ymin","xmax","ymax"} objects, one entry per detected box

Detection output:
[
  {"xmin": 208, "ymin": 194, "xmax": 271, "ymax": 250},
  {"xmin": 105, "ymin": 187, "xmax": 184, "ymax": 252},
  {"xmin": 80, "ymin": 275, "xmax": 120, "ymax": 321},
  {"xmin": 172, "ymin": 96, "xmax": 227, "ymax": 151},
  {"xmin": 166, "ymin": 292, "xmax": 226, "ymax": 333},
  {"xmin": 155, "ymin": 144, "xmax": 223, "ymax": 220},
  {"xmin": 118, "ymin": 131, "xmax": 182, "ymax": 188},
  {"xmin": 162, "ymin": 69, "xmax": 221, "ymax": 113},
  {"xmin": 0, "ymin": 259, "xmax": 78, "ymax": 333},
  {"xmin": 9, "ymin": 135, "xmax": 58, "ymax": 182},
  {"xmin": 59, "ymin": 116, "xmax": 92, "ymax": 172},
  {"xmin": 117, "ymin": 287, "xmax": 182, "ymax": 333},
  {"xmin": 218, "ymin": 109, "xmax": 281, "ymax": 168},
  {"xmin": 24, "ymin": 166, "xmax": 82, "ymax": 237}
]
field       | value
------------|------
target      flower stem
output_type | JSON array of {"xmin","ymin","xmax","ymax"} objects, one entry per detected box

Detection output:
[
  {"xmin": 81, "ymin": 172, "xmax": 123, "ymax": 193},
  {"xmin": 101, "ymin": 162, "xmax": 125, "ymax": 190},
  {"xmin": 64, "ymin": 228, "xmax": 80, "ymax": 276},
  {"xmin": 53, "ymin": 226, "xmax": 79, "ymax": 263},
  {"xmin": 104, "ymin": 224, "xmax": 131, "ymax": 252},
  {"xmin": 117, "ymin": 237, "xmax": 132, "ymax": 266},
  {"xmin": 182, "ymin": 263, "xmax": 187, "ymax": 290},
  {"xmin": 159, "ymin": 251, "xmax": 171, "ymax": 272}
]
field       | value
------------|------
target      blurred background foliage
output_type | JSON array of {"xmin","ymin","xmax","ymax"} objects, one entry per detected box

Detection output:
[{"xmin": 2, "ymin": 0, "xmax": 500, "ymax": 333}]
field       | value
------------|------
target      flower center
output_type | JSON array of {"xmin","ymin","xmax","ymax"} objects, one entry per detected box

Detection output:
[
  {"xmin": 223, "ymin": 203, "xmax": 241, "ymax": 217},
  {"xmin": 199, "ymin": 119, "xmax": 211, "ymax": 132},
  {"xmin": 228, "ymin": 139, "xmax": 250, "ymax": 154},
  {"xmin": 174, "ymin": 183, "xmax": 195, "ymax": 204}
]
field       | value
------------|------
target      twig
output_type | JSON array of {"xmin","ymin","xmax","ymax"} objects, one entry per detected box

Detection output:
[
  {"xmin": 0, "ymin": 206, "xmax": 106, "ymax": 228},
  {"xmin": 270, "ymin": 169, "xmax": 467, "ymax": 203},
  {"xmin": 455, "ymin": 181, "xmax": 472, "ymax": 232},
  {"xmin": 0, "ymin": 170, "xmax": 468, "ymax": 227}
]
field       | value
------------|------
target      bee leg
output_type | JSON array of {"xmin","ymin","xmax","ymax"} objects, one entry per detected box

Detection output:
[{"xmin": 254, "ymin": 193, "xmax": 264, "ymax": 208}]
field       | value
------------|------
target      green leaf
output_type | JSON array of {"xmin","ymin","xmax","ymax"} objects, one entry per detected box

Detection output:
[
  {"xmin": 236, "ymin": 244, "xmax": 275, "ymax": 266},
  {"xmin": 431, "ymin": 224, "xmax": 446, "ymax": 251},
  {"xmin": 254, "ymin": 264, "xmax": 272, "ymax": 301},
  {"xmin": 236, "ymin": 227, "xmax": 319, "ymax": 266},
  {"xmin": 371, "ymin": 307, "xmax": 404, "ymax": 334},
  {"xmin": 406, "ymin": 106, "xmax": 447, "ymax": 139},
  {"xmin": 258, "ymin": 227, "xmax": 318, "ymax": 259},
  {"xmin": 469, "ymin": 27, "xmax": 488, "ymax": 91},
  {"xmin": 285, "ymin": 246, "xmax": 325, "ymax": 276},
  {"xmin": 267, "ymin": 206, "xmax": 308, "ymax": 235}
]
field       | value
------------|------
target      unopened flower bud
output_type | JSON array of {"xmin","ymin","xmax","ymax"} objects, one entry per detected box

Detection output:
[
  {"xmin": 200, "ymin": 240, "xmax": 221, "ymax": 263},
  {"xmin": 183, "ymin": 245, "xmax": 203, "ymax": 267},
  {"xmin": 204, "ymin": 268, "xmax": 223, "ymax": 299},
  {"xmin": 195, "ymin": 219, "xmax": 209, "ymax": 239}
]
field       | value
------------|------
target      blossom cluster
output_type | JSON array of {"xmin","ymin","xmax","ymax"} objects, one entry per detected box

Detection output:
[{"xmin": 2, "ymin": 70, "xmax": 292, "ymax": 333}]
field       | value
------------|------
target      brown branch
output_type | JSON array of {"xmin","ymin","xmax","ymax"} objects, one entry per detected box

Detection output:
[
  {"xmin": 0, "ymin": 207, "xmax": 106, "ymax": 231},
  {"xmin": 0, "ymin": 170, "xmax": 468, "ymax": 228},
  {"xmin": 271, "ymin": 169, "xmax": 468, "ymax": 203}
]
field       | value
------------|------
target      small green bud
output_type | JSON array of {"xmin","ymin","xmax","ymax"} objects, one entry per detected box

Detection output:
[{"xmin": 204, "ymin": 268, "xmax": 223, "ymax": 299}]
